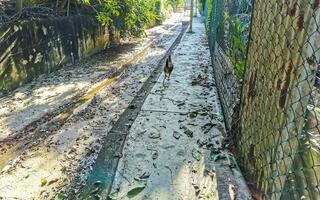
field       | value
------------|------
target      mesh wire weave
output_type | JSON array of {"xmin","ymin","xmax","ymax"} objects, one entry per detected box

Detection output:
[{"xmin": 202, "ymin": 0, "xmax": 320, "ymax": 199}]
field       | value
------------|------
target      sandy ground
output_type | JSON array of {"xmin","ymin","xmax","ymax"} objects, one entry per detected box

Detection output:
[{"xmin": 0, "ymin": 13, "xmax": 187, "ymax": 199}]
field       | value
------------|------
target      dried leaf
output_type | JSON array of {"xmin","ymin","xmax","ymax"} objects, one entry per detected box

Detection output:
[{"xmin": 181, "ymin": 125, "xmax": 193, "ymax": 137}]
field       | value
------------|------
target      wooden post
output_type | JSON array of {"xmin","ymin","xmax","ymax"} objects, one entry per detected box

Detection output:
[{"xmin": 16, "ymin": 0, "xmax": 23, "ymax": 15}]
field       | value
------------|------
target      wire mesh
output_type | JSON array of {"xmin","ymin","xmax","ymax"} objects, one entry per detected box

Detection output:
[
  {"xmin": 203, "ymin": 0, "xmax": 250, "ymax": 129},
  {"xmin": 202, "ymin": 0, "xmax": 320, "ymax": 199}
]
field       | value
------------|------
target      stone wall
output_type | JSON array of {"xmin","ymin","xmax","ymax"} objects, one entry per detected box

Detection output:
[{"xmin": 0, "ymin": 15, "xmax": 109, "ymax": 93}]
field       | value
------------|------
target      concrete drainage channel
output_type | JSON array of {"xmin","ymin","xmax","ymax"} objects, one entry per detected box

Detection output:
[{"xmin": 67, "ymin": 21, "xmax": 190, "ymax": 199}]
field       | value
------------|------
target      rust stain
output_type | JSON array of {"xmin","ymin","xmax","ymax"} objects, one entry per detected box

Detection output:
[
  {"xmin": 274, "ymin": 64, "xmax": 286, "ymax": 90},
  {"xmin": 248, "ymin": 70, "xmax": 257, "ymax": 97},
  {"xmin": 248, "ymin": 144, "xmax": 256, "ymax": 165},
  {"xmin": 313, "ymin": 0, "xmax": 320, "ymax": 10},
  {"xmin": 290, "ymin": 2, "xmax": 298, "ymax": 16},
  {"xmin": 297, "ymin": 10, "xmax": 304, "ymax": 31},
  {"xmin": 279, "ymin": 63, "xmax": 293, "ymax": 109}
]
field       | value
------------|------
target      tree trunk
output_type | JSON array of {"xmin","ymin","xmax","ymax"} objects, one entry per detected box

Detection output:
[
  {"xmin": 194, "ymin": 0, "xmax": 198, "ymax": 17},
  {"xmin": 189, "ymin": 0, "xmax": 194, "ymax": 32}
]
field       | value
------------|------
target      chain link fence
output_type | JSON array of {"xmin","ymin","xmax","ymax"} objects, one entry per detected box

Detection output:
[{"xmin": 202, "ymin": 0, "xmax": 320, "ymax": 199}]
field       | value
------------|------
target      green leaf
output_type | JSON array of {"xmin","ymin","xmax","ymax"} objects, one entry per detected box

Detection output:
[
  {"xmin": 55, "ymin": 193, "xmax": 64, "ymax": 200},
  {"xmin": 181, "ymin": 125, "xmax": 193, "ymax": 138},
  {"xmin": 188, "ymin": 111, "xmax": 198, "ymax": 119},
  {"xmin": 41, "ymin": 178, "xmax": 48, "ymax": 186},
  {"xmin": 127, "ymin": 183, "xmax": 146, "ymax": 198},
  {"xmin": 210, "ymin": 151, "xmax": 226, "ymax": 161},
  {"xmin": 192, "ymin": 149, "xmax": 202, "ymax": 161}
]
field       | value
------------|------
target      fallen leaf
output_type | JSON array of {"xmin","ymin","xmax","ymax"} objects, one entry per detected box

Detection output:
[
  {"xmin": 176, "ymin": 101, "xmax": 185, "ymax": 107},
  {"xmin": 192, "ymin": 149, "xmax": 201, "ymax": 161},
  {"xmin": 210, "ymin": 151, "xmax": 225, "ymax": 161},
  {"xmin": 54, "ymin": 193, "xmax": 64, "ymax": 200},
  {"xmin": 127, "ymin": 183, "xmax": 146, "ymax": 198},
  {"xmin": 41, "ymin": 178, "xmax": 48, "ymax": 186},
  {"xmin": 188, "ymin": 111, "xmax": 198, "ymax": 119},
  {"xmin": 148, "ymin": 132, "xmax": 161, "ymax": 139},
  {"xmin": 48, "ymin": 178, "xmax": 59, "ymax": 185},
  {"xmin": 139, "ymin": 172, "xmax": 150, "ymax": 180},
  {"xmin": 180, "ymin": 125, "xmax": 193, "ymax": 138}
]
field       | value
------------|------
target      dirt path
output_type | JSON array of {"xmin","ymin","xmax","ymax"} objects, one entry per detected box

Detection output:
[
  {"xmin": 0, "ymin": 13, "xmax": 187, "ymax": 200},
  {"xmin": 80, "ymin": 17, "xmax": 252, "ymax": 200}
]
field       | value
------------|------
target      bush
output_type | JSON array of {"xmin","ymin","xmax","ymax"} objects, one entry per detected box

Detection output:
[
  {"xmin": 81, "ymin": 0, "xmax": 181, "ymax": 38},
  {"xmin": 224, "ymin": 13, "xmax": 246, "ymax": 82}
]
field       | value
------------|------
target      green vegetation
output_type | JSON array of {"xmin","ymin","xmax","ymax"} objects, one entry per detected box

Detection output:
[
  {"xmin": 205, "ymin": 0, "xmax": 213, "ymax": 32},
  {"xmin": 201, "ymin": 0, "xmax": 249, "ymax": 83},
  {"xmin": 85, "ymin": 0, "xmax": 184, "ymax": 37},
  {"xmin": 223, "ymin": 13, "xmax": 246, "ymax": 82},
  {"xmin": 167, "ymin": 0, "xmax": 185, "ymax": 11},
  {"xmin": 15, "ymin": 0, "xmax": 184, "ymax": 38}
]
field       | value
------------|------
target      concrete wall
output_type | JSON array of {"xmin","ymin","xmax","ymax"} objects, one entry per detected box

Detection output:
[{"xmin": 0, "ymin": 16, "xmax": 109, "ymax": 93}]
